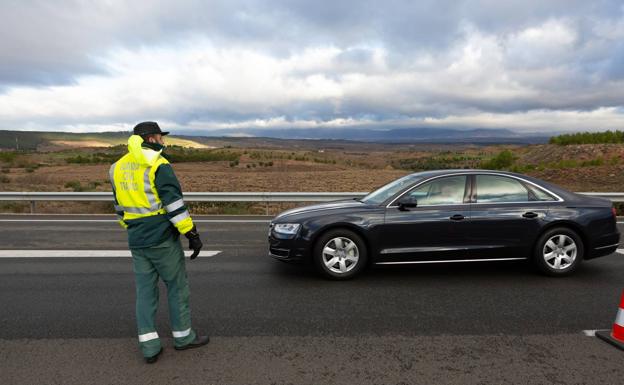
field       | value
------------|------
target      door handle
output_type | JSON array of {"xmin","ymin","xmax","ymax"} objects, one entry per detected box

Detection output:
[
  {"xmin": 522, "ymin": 212, "xmax": 538, "ymax": 219},
  {"xmin": 450, "ymin": 214, "xmax": 465, "ymax": 221}
]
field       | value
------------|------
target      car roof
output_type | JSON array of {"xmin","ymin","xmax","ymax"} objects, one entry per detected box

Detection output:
[
  {"xmin": 404, "ymin": 169, "xmax": 580, "ymax": 202},
  {"xmin": 407, "ymin": 169, "xmax": 547, "ymax": 181}
]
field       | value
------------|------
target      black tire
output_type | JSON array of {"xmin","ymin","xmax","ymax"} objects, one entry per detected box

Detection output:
[
  {"xmin": 533, "ymin": 227, "xmax": 584, "ymax": 276},
  {"xmin": 313, "ymin": 228, "xmax": 368, "ymax": 280}
]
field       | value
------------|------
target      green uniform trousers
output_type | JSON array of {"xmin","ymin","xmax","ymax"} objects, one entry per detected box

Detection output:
[{"xmin": 130, "ymin": 235, "xmax": 197, "ymax": 357}]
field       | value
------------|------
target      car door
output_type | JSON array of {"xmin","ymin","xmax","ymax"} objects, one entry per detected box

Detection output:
[
  {"xmin": 466, "ymin": 174, "xmax": 551, "ymax": 260},
  {"xmin": 378, "ymin": 175, "xmax": 472, "ymax": 263}
]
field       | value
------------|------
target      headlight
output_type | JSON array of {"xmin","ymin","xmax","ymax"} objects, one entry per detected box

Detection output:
[{"xmin": 273, "ymin": 223, "xmax": 301, "ymax": 235}]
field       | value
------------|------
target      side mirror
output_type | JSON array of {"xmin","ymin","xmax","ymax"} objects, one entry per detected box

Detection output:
[{"xmin": 398, "ymin": 196, "xmax": 418, "ymax": 211}]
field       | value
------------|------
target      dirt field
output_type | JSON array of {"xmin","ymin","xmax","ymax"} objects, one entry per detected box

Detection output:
[{"xmin": 1, "ymin": 141, "xmax": 623, "ymax": 214}]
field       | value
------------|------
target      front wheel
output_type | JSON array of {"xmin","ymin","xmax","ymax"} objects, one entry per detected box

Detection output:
[
  {"xmin": 313, "ymin": 229, "xmax": 368, "ymax": 280},
  {"xmin": 533, "ymin": 227, "xmax": 583, "ymax": 276}
]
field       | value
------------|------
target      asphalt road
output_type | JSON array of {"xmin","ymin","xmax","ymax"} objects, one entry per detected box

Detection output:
[{"xmin": 1, "ymin": 214, "xmax": 623, "ymax": 384}]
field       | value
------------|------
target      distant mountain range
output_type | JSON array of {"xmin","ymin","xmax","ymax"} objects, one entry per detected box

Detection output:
[
  {"xmin": 176, "ymin": 127, "xmax": 550, "ymax": 144},
  {"xmin": 0, "ymin": 127, "xmax": 550, "ymax": 150}
]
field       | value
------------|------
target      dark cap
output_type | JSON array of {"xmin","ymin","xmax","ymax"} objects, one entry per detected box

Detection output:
[{"xmin": 133, "ymin": 121, "xmax": 169, "ymax": 137}]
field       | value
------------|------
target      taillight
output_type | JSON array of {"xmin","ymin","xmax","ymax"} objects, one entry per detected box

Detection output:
[{"xmin": 612, "ymin": 207, "xmax": 617, "ymax": 218}]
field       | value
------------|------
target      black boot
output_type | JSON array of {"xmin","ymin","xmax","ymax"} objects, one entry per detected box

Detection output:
[
  {"xmin": 175, "ymin": 334, "xmax": 210, "ymax": 350},
  {"xmin": 145, "ymin": 348, "xmax": 163, "ymax": 364}
]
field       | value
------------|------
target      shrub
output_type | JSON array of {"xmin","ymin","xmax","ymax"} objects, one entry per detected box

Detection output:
[
  {"xmin": 549, "ymin": 130, "xmax": 624, "ymax": 145},
  {"xmin": 65, "ymin": 180, "xmax": 84, "ymax": 192},
  {"xmin": 581, "ymin": 158, "xmax": 604, "ymax": 167},
  {"xmin": 480, "ymin": 150, "xmax": 515, "ymax": 170},
  {"xmin": 65, "ymin": 152, "xmax": 121, "ymax": 164},
  {"xmin": 165, "ymin": 149, "xmax": 240, "ymax": 163},
  {"xmin": 0, "ymin": 152, "xmax": 17, "ymax": 163}
]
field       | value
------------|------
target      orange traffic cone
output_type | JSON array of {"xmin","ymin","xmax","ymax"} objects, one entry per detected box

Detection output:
[{"xmin": 596, "ymin": 290, "xmax": 624, "ymax": 351}]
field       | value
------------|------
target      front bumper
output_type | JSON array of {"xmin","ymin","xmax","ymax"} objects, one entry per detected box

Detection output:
[{"xmin": 268, "ymin": 232, "xmax": 310, "ymax": 263}]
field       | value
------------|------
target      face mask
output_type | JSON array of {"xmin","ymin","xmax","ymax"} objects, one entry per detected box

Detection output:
[{"xmin": 143, "ymin": 140, "xmax": 165, "ymax": 152}]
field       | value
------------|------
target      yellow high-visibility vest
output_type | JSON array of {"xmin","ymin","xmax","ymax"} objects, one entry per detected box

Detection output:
[{"xmin": 109, "ymin": 136, "xmax": 169, "ymax": 221}]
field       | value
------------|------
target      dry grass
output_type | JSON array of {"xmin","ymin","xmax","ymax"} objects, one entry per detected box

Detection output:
[{"xmin": 2, "ymin": 142, "xmax": 624, "ymax": 214}]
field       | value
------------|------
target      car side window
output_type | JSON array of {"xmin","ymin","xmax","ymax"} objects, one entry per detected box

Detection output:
[
  {"xmin": 476, "ymin": 175, "xmax": 530, "ymax": 203},
  {"xmin": 527, "ymin": 184, "xmax": 557, "ymax": 201},
  {"xmin": 406, "ymin": 176, "xmax": 467, "ymax": 205}
]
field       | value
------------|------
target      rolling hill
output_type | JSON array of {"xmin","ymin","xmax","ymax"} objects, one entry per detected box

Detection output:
[{"xmin": 0, "ymin": 130, "xmax": 209, "ymax": 150}]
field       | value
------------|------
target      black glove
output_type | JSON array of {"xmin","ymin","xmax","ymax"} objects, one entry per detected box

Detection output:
[{"xmin": 185, "ymin": 226, "xmax": 203, "ymax": 260}]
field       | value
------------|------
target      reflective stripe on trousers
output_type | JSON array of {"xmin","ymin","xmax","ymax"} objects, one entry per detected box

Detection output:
[
  {"xmin": 138, "ymin": 331, "xmax": 159, "ymax": 343},
  {"xmin": 172, "ymin": 328, "xmax": 191, "ymax": 338}
]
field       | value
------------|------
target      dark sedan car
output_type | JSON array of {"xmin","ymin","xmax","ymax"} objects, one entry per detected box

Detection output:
[{"xmin": 268, "ymin": 170, "xmax": 620, "ymax": 279}]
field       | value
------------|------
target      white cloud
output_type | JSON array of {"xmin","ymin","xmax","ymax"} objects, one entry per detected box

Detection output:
[
  {"xmin": 505, "ymin": 19, "xmax": 578, "ymax": 69},
  {"xmin": 1, "ymin": 1, "xmax": 624, "ymax": 134}
]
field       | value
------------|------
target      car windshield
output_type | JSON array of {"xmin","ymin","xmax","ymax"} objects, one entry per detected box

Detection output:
[{"xmin": 361, "ymin": 174, "xmax": 424, "ymax": 205}]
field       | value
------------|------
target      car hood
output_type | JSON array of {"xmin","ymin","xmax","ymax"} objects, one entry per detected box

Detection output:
[{"xmin": 273, "ymin": 199, "xmax": 366, "ymax": 221}]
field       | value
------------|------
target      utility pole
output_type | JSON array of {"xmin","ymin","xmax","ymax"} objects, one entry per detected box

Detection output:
[{"xmin": 15, "ymin": 136, "xmax": 19, "ymax": 151}]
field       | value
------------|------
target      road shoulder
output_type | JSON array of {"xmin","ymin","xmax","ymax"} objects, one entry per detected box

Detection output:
[{"xmin": 1, "ymin": 334, "xmax": 622, "ymax": 385}]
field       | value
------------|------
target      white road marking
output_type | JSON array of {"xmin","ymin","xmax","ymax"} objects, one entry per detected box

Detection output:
[
  {"xmin": 583, "ymin": 329, "xmax": 609, "ymax": 337},
  {"xmin": 0, "ymin": 219, "xmax": 270, "ymax": 223},
  {"xmin": 0, "ymin": 250, "xmax": 222, "ymax": 258},
  {"xmin": 617, "ymin": 249, "xmax": 624, "ymax": 254}
]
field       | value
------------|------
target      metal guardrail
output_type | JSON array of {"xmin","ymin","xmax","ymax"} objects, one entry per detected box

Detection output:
[
  {"xmin": 1, "ymin": 191, "xmax": 623, "ymax": 201},
  {"xmin": 0, "ymin": 192, "xmax": 369, "ymax": 213},
  {"xmin": 0, "ymin": 191, "xmax": 369, "ymax": 202},
  {"xmin": 577, "ymin": 192, "xmax": 624, "ymax": 201},
  {"xmin": 0, "ymin": 191, "xmax": 622, "ymax": 213}
]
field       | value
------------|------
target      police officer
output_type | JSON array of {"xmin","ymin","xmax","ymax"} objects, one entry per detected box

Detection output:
[{"xmin": 109, "ymin": 121, "xmax": 209, "ymax": 363}]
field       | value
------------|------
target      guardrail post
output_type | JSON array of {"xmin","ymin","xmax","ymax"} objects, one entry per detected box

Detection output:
[{"xmin": 30, "ymin": 201, "xmax": 36, "ymax": 214}]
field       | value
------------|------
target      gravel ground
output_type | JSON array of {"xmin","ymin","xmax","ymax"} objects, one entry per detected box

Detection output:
[{"xmin": 1, "ymin": 334, "xmax": 622, "ymax": 385}]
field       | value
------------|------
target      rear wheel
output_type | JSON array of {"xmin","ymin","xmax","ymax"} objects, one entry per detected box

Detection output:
[
  {"xmin": 313, "ymin": 229, "xmax": 367, "ymax": 280},
  {"xmin": 533, "ymin": 227, "xmax": 583, "ymax": 276}
]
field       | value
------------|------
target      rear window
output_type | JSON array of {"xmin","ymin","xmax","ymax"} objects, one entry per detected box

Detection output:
[{"xmin": 527, "ymin": 184, "xmax": 557, "ymax": 201}]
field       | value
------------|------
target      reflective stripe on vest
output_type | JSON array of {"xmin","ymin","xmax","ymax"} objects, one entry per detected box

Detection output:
[
  {"xmin": 143, "ymin": 167, "xmax": 159, "ymax": 209},
  {"xmin": 165, "ymin": 198, "xmax": 185, "ymax": 213},
  {"xmin": 170, "ymin": 210, "xmax": 190, "ymax": 224},
  {"xmin": 109, "ymin": 163, "xmax": 116, "ymax": 188},
  {"xmin": 120, "ymin": 202, "xmax": 163, "ymax": 214}
]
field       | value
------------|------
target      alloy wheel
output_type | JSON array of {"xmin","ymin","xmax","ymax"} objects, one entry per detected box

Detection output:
[
  {"xmin": 322, "ymin": 237, "xmax": 359, "ymax": 274},
  {"xmin": 542, "ymin": 234, "xmax": 577, "ymax": 270}
]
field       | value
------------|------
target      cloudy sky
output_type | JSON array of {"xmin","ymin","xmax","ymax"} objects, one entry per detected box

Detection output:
[{"xmin": 1, "ymin": 0, "xmax": 624, "ymax": 136}]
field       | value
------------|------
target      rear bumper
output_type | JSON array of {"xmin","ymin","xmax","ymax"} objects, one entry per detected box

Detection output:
[{"xmin": 587, "ymin": 231, "xmax": 620, "ymax": 259}]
